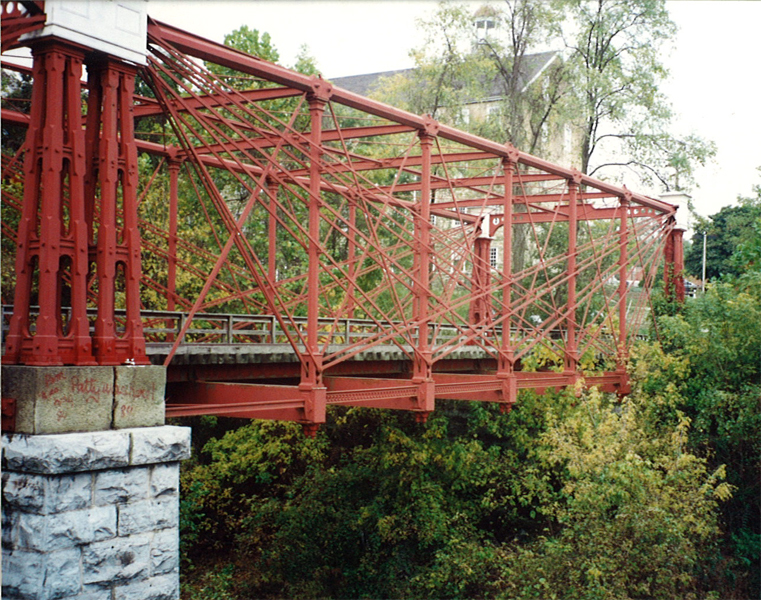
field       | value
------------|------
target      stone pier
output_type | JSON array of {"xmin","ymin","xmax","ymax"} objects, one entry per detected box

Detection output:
[{"xmin": 2, "ymin": 366, "xmax": 191, "ymax": 600}]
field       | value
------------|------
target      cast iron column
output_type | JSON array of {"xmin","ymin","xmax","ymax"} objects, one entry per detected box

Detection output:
[{"xmin": 4, "ymin": 41, "xmax": 94, "ymax": 366}]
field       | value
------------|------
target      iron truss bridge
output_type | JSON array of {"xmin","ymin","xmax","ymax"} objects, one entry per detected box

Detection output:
[{"xmin": 1, "ymin": 3, "xmax": 686, "ymax": 432}]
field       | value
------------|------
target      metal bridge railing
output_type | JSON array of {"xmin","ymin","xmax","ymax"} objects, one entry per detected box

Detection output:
[
  {"xmin": 0, "ymin": 306, "xmax": 466, "ymax": 347},
  {"xmin": 1, "ymin": 306, "xmax": 644, "ymax": 357}
]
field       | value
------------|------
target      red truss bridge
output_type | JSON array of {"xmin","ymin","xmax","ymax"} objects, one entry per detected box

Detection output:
[{"xmin": 1, "ymin": 4, "xmax": 686, "ymax": 433}]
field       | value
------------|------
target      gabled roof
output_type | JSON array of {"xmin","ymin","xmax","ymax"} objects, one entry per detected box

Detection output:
[
  {"xmin": 330, "ymin": 51, "xmax": 560, "ymax": 100},
  {"xmin": 329, "ymin": 68, "xmax": 415, "ymax": 97}
]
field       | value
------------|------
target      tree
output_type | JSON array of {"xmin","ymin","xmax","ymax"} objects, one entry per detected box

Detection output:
[
  {"xmin": 561, "ymin": 0, "xmax": 715, "ymax": 188},
  {"xmin": 373, "ymin": 1, "xmax": 569, "ymax": 157},
  {"xmin": 377, "ymin": 0, "xmax": 714, "ymax": 191},
  {"xmin": 684, "ymin": 179, "xmax": 761, "ymax": 281},
  {"xmin": 206, "ymin": 25, "xmax": 280, "ymax": 87}
]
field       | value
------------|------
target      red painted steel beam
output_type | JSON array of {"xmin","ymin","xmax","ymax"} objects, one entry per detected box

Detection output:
[
  {"xmin": 432, "ymin": 191, "xmax": 614, "ymax": 209},
  {"xmin": 0, "ymin": 108, "xmax": 30, "ymax": 126},
  {"xmin": 484, "ymin": 204, "xmax": 656, "ymax": 228},
  {"xmin": 148, "ymin": 19, "xmax": 319, "ymax": 92},
  {"xmin": 191, "ymin": 123, "xmax": 416, "ymax": 159},
  {"xmin": 374, "ymin": 173, "xmax": 565, "ymax": 194},
  {"xmin": 1, "ymin": 1, "xmax": 46, "ymax": 53},
  {"xmin": 133, "ymin": 87, "xmax": 303, "ymax": 118},
  {"xmin": 164, "ymin": 369, "xmax": 629, "ymax": 422},
  {"xmin": 286, "ymin": 152, "xmax": 563, "ymax": 180},
  {"xmin": 132, "ymin": 138, "xmax": 478, "ymax": 224},
  {"xmin": 166, "ymin": 382, "xmax": 307, "ymax": 421},
  {"xmin": 0, "ymin": 113, "xmax": 645, "ymax": 226},
  {"xmin": 434, "ymin": 127, "xmax": 676, "ymax": 216}
]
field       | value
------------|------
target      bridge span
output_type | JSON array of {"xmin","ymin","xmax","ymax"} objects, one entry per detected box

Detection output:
[{"xmin": 1, "ymin": 3, "xmax": 685, "ymax": 431}]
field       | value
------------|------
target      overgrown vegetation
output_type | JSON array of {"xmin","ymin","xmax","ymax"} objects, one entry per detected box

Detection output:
[
  {"xmin": 178, "ymin": 335, "xmax": 758, "ymax": 599},
  {"xmin": 178, "ymin": 188, "xmax": 761, "ymax": 595}
]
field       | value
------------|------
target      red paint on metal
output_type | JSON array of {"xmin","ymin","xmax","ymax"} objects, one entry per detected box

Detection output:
[
  {"xmin": 565, "ymin": 180, "xmax": 579, "ymax": 373},
  {"xmin": 664, "ymin": 227, "xmax": 685, "ymax": 303},
  {"xmin": 86, "ymin": 58, "xmax": 149, "ymax": 365},
  {"xmin": 4, "ymin": 41, "xmax": 95, "ymax": 366},
  {"xmin": 1, "ymin": 1, "xmax": 46, "ymax": 53}
]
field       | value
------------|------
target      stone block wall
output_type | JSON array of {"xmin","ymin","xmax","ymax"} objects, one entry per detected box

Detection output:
[{"xmin": 2, "ymin": 426, "xmax": 191, "ymax": 600}]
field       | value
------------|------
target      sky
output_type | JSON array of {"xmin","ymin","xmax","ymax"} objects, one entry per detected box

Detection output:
[{"xmin": 115, "ymin": 1, "xmax": 761, "ymax": 219}]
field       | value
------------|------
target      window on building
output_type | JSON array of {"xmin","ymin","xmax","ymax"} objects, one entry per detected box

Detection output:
[
  {"xmin": 475, "ymin": 17, "xmax": 496, "ymax": 31},
  {"xmin": 490, "ymin": 246, "xmax": 498, "ymax": 269}
]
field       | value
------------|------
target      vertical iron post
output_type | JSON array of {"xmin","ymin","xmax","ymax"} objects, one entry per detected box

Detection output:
[
  {"xmin": 618, "ymin": 198, "xmax": 630, "ymax": 369},
  {"xmin": 305, "ymin": 94, "xmax": 325, "ymax": 373},
  {"xmin": 415, "ymin": 131, "xmax": 433, "ymax": 380},
  {"xmin": 565, "ymin": 176, "xmax": 580, "ymax": 373},
  {"xmin": 497, "ymin": 152, "xmax": 518, "ymax": 411},
  {"xmin": 4, "ymin": 41, "xmax": 94, "ymax": 365},
  {"xmin": 299, "ymin": 80, "xmax": 331, "ymax": 430},
  {"xmin": 267, "ymin": 178, "xmax": 278, "ymax": 284},
  {"xmin": 347, "ymin": 201, "xmax": 357, "ymax": 319},
  {"xmin": 86, "ymin": 57, "xmax": 148, "ymax": 365},
  {"xmin": 411, "ymin": 121, "xmax": 437, "ymax": 418},
  {"xmin": 167, "ymin": 152, "xmax": 180, "ymax": 313},
  {"xmin": 664, "ymin": 224, "xmax": 685, "ymax": 304}
]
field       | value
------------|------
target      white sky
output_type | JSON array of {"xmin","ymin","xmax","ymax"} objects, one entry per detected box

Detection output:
[{"xmin": 141, "ymin": 1, "xmax": 761, "ymax": 217}]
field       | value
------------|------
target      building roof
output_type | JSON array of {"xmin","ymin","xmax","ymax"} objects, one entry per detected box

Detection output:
[
  {"xmin": 330, "ymin": 50, "xmax": 560, "ymax": 99},
  {"xmin": 329, "ymin": 68, "xmax": 415, "ymax": 97}
]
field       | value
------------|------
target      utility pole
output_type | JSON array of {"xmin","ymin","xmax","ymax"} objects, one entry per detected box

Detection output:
[{"xmin": 702, "ymin": 230, "xmax": 707, "ymax": 293}]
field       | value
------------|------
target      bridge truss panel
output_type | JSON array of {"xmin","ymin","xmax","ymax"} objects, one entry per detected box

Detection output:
[{"xmin": 1, "ymin": 14, "xmax": 682, "ymax": 429}]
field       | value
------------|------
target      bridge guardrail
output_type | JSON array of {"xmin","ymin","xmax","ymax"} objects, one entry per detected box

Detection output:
[
  {"xmin": 0, "ymin": 306, "xmax": 468, "ymax": 347},
  {"xmin": 1, "ymin": 306, "xmax": 644, "ymax": 355}
]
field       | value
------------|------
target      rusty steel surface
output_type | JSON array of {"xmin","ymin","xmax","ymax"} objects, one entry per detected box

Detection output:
[{"xmin": 1, "ymin": 10, "xmax": 682, "ymax": 430}]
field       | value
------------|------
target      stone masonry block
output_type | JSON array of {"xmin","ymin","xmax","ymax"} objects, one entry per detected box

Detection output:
[
  {"xmin": 2, "ymin": 366, "xmax": 115, "ymax": 434},
  {"xmin": 78, "ymin": 589, "xmax": 115, "ymax": 600},
  {"xmin": 2, "ymin": 430, "xmax": 131, "ymax": 474},
  {"xmin": 150, "ymin": 528, "xmax": 179, "ymax": 576},
  {"xmin": 129, "ymin": 426, "xmax": 191, "ymax": 466},
  {"xmin": 113, "ymin": 366, "xmax": 166, "ymax": 429},
  {"xmin": 45, "ymin": 472, "xmax": 93, "ymax": 514},
  {"xmin": 43, "ymin": 547, "xmax": 83, "ymax": 599},
  {"xmin": 3, "ymin": 471, "xmax": 93, "ymax": 515},
  {"xmin": 2, "ymin": 548, "xmax": 44, "ymax": 599},
  {"xmin": 2, "ymin": 471, "xmax": 47, "ymax": 513},
  {"xmin": 118, "ymin": 497, "xmax": 178, "ymax": 537},
  {"xmin": 150, "ymin": 463, "xmax": 179, "ymax": 498},
  {"xmin": 3, "ymin": 510, "xmax": 18, "ymax": 548},
  {"xmin": 94, "ymin": 467, "xmax": 150, "ymax": 506},
  {"xmin": 17, "ymin": 505, "xmax": 116, "ymax": 552},
  {"xmin": 82, "ymin": 534, "xmax": 150, "ymax": 586},
  {"xmin": 79, "ymin": 587, "xmax": 119, "ymax": 600},
  {"xmin": 113, "ymin": 572, "xmax": 179, "ymax": 600}
]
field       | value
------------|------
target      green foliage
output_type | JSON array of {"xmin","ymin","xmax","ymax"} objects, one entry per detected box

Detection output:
[
  {"xmin": 499, "ymin": 389, "xmax": 729, "ymax": 600},
  {"xmin": 685, "ymin": 174, "xmax": 761, "ymax": 281},
  {"xmin": 179, "ymin": 420, "xmax": 328, "ymax": 559},
  {"xmin": 164, "ymin": 20, "xmax": 755, "ymax": 600},
  {"xmin": 559, "ymin": 0, "xmax": 716, "ymax": 188},
  {"xmin": 1, "ymin": 69, "xmax": 32, "ymax": 153},
  {"xmin": 373, "ymin": 1, "xmax": 569, "ymax": 156},
  {"xmin": 635, "ymin": 270, "xmax": 761, "ymax": 595},
  {"xmin": 180, "ymin": 385, "xmax": 734, "ymax": 599}
]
